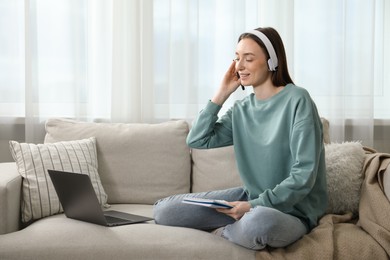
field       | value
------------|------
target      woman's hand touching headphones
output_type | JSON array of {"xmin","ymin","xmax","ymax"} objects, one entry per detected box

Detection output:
[{"xmin": 211, "ymin": 61, "xmax": 242, "ymax": 106}]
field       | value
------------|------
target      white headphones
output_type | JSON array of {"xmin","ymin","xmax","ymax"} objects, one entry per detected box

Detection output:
[{"xmin": 247, "ymin": 30, "xmax": 278, "ymax": 71}]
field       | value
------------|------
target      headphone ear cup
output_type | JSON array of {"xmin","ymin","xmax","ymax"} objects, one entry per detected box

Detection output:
[{"xmin": 267, "ymin": 59, "xmax": 275, "ymax": 71}]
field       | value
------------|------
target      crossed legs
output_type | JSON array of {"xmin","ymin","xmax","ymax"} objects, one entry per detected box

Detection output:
[{"xmin": 153, "ymin": 187, "xmax": 307, "ymax": 250}]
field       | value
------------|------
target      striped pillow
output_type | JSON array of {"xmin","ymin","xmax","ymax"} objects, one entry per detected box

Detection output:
[{"xmin": 9, "ymin": 137, "xmax": 108, "ymax": 223}]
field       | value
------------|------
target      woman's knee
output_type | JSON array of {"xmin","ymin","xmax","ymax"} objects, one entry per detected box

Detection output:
[
  {"xmin": 245, "ymin": 206, "xmax": 302, "ymax": 236},
  {"xmin": 235, "ymin": 207, "xmax": 281, "ymax": 241},
  {"xmin": 153, "ymin": 197, "xmax": 182, "ymax": 225},
  {"xmin": 225, "ymin": 206, "xmax": 306, "ymax": 249}
]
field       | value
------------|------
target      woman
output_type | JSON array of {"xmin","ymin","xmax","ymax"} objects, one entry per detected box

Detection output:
[{"xmin": 153, "ymin": 27, "xmax": 328, "ymax": 250}]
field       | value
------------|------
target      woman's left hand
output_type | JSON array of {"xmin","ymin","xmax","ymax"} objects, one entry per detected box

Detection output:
[{"xmin": 216, "ymin": 201, "xmax": 251, "ymax": 220}]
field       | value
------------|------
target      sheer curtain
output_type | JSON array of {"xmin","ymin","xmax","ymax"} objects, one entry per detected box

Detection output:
[
  {"xmin": 22, "ymin": 0, "xmax": 154, "ymax": 140},
  {"xmin": 0, "ymin": 0, "xmax": 389, "ymax": 162},
  {"xmin": 293, "ymin": 0, "xmax": 387, "ymax": 148}
]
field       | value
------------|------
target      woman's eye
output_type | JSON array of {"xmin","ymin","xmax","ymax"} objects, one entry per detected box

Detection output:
[
  {"xmin": 246, "ymin": 59, "xmax": 253, "ymax": 62},
  {"xmin": 234, "ymin": 58, "xmax": 239, "ymax": 62}
]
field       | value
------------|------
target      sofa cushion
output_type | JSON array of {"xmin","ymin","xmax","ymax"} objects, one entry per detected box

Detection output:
[
  {"xmin": 44, "ymin": 119, "xmax": 191, "ymax": 204},
  {"xmin": 9, "ymin": 137, "xmax": 107, "ymax": 223},
  {"xmin": 320, "ymin": 117, "xmax": 330, "ymax": 144},
  {"xmin": 191, "ymin": 146, "xmax": 242, "ymax": 193},
  {"xmin": 0, "ymin": 204, "xmax": 255, "ymax": 260},
  {"xmin": 325, "ymin": 141, "xmax": 365, "ymax": 215}
]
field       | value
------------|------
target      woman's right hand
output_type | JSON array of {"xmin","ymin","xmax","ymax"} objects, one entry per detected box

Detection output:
[{"xmin": 211, "ymin": 61, "xmax": 241, "ymax": 106}]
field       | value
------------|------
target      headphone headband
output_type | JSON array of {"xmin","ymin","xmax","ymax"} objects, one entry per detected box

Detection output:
[{"xmin": 247, "ymin": 29, "xmax": 278, "ymax": 71}]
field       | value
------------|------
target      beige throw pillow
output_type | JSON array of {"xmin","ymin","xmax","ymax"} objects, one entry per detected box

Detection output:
[{"xmin": 9, "ymin": 137, "xmax": 108, "ymax": 223}]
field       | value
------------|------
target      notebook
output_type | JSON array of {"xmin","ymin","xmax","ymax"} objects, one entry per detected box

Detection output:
[
  {"xmin": 48, "ymin": 169, "xmax": 153, "ymax": 227},
  {"xmin": 182, "ymin": 198, "xmax": 233, "ymax": 209}
]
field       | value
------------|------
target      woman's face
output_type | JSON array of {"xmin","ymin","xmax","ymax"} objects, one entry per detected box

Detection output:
[{"xmin": 235, "ymin": 37, "xmax": 270, "ymax": 88}]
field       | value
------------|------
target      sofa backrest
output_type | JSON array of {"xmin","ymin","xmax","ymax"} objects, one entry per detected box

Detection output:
[
  {"xmin": 44, "ymin": 118, "xmax": 191, "ymax": 204},
  {"xmin": 43, "ymin": 117, "xmax": 331, "ymax": 204}
]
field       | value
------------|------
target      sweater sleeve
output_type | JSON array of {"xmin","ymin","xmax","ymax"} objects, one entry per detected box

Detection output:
[{"xmin": 186, "ymin": 101, "xmax": 234, "ymax": 149}]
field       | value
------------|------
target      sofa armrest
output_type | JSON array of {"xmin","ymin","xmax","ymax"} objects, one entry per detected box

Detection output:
[
  {"xmin": 384, "ymin": 162, "xmax": 390, "ymax": 203},
  {"xmin": 0, "ymin": 162, "xmax": 21, "ymax": 234}
]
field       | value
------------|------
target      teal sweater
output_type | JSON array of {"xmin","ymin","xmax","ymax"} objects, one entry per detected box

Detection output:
[{"xmin": 187, "ymin": 84, "xmax": 328, "ymax": 230}]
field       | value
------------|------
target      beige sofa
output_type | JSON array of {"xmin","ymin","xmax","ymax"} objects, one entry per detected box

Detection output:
[{"xmin": 0, "ymin": 118, "xmax": 389, "ymax": 260}]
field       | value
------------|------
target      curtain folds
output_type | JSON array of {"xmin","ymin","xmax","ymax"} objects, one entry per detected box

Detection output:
[
  {"xmin": 0, "ymin": 0, "xmax": 389, "ymax": 157},
  {"xmin": 111, "ymin": 0, "xmax": 154, "ymax": 123}
]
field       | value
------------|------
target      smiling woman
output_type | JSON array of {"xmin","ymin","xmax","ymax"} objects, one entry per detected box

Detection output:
[
  {"xmin": 154, "ymin": 27, "xmax": 328, "ymax": 250},
  {"xmin": 234, "ymin": 28, "xmax": 294, "ymax": 97}
]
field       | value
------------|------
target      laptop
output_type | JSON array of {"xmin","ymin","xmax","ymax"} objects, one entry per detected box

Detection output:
[{"xmin": 48, "ymin": 169, "xmax": 153, "ymax": 227}]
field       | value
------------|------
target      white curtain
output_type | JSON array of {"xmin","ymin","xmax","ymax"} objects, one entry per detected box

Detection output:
[
  {"xmin": 0, "ymin": 0, "xmax": 389, "ymax": 160},
  {"xmin": 293, "ymin": 0, "xmax": 387, "ymax": 148}
]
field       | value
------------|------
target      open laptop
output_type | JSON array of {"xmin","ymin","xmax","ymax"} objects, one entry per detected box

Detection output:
[{"xmin": 48, "ymin": 169, "xmax": 153, "ymax": 227}]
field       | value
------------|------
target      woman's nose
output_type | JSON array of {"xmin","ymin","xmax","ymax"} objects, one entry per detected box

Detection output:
[{"xmin": 235, "ymin": 59, "xmax": 244, "ymax": 71}]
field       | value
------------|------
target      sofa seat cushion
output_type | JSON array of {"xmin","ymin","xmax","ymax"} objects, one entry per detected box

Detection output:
[
  {"xmin": 0, "ymin": 204, "xmax": 255, "ymax": 260},
  {"xmin": 44, "ymin": 119, "xmax": 191, "ymax": 204}
]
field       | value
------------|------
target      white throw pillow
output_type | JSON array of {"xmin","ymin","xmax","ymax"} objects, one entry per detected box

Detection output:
[
  {"xmin": 325, "ymin": 141, "xmax": 365, "ymax": 215},
  {"xmin": 9, "ymin": 137, "xmax": 108, "ymax": 223}
]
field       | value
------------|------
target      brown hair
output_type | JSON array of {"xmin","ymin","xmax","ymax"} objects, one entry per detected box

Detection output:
[{"xmin": 238, "ymin": 27, "xmax": 294, "ymax": 86}]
